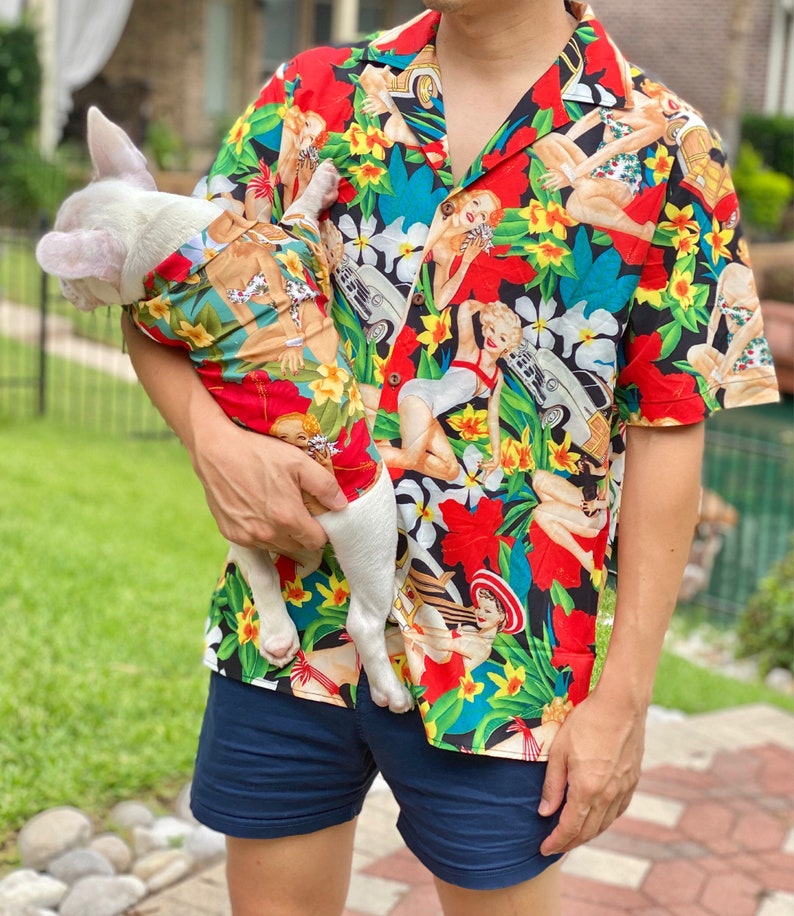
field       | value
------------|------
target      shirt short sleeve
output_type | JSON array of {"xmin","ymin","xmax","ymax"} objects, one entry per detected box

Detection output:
[{"xmin": 615, "ymin": 134, "xmax": 779, "ymax": 426}]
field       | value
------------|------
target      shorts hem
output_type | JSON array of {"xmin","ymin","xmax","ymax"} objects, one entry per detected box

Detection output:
[
  {"xmin": 190, "ymin": 797, "xmax": 365, "ymax": 840},
  {"xmin": 396, "ymin": 818, "xmax": 563, "ymax": 890}
]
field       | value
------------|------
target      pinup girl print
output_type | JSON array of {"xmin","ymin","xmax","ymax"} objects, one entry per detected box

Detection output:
[
  {"xmin": 403, "ymin": 568, "xmax": 526, "ymax": 701},
  {"xmin": 379, "ymin": 299, "xmax": 524, "ymax": 481},
  {"xmin": 424, "ymin": 188, "xmax": 505, "ymax": 309},
  {"xmin": 534, "ymin": 87, "xmax": 674, "ymax": 241},
  {"xmin": 358, "ymin": 64, "xmax": 419, "ymax": 146},
  {"xmin": 687, "ymin": 262, "xmax": 776, "ymax": 407},
  {"xmin": 278, "ymin": 106, "xmax": 329, "ymax": 210},
  {"xmin": 532, "ymin": 459, "xmax": 608, "ymax": 575}
]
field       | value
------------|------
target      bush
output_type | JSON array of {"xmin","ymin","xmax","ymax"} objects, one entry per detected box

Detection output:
[
  {"xmin": 0, "ymin": 145, "xmax": 76, "ymax": 229},
  {"xmin": 732, "ymin": 143, "xmax": 794, "ymax": 237},
  {"xmin": 741, "ymin": 113, "xmax": 794, "ymax": 179},
  {"xmin": 0, "ymin": 20, "xmax": 41, "ymax": 146},
  {"xmin": 736, "ymin": 543, "xmax": 794, "ymax": 675}
]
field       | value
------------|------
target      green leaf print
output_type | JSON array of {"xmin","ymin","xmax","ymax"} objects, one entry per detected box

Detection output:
[
  {"xmin": 423, "ymin": 686, "xmax": 465, "ymax": 734},
  {"xmin": 217, "ymin": 632, "xmax": 239, "ymax": 661},
  {"xmin": 550, "ymin": 580, "xmax": 575, "ymax": 614},
  {"xmin": 239, "ymin": 640, "xmax": 268, "ymax": 681}
]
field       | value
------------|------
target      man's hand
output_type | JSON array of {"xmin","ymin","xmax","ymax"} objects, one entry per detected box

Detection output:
[
  {"xmin": 539, "ymin": 684, "xmax": 645, "ymax": 855},
  {"xmin": 191, "ymin": 418, "xmax": 348, "ymax": 557}
]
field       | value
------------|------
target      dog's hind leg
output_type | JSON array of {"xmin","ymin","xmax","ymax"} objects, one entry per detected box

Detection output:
[
  {"xmin": 227, "ymin": 543, "xmax": 301, "ymax": 668},
  {"xmin": 319, "ymin": 468, "xmax": 414, "ymax": 713}
]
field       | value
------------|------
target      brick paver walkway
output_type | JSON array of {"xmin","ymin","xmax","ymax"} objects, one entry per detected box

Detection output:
[{"xmin": 138, "ymin": 704, "xmax": 794, "ymax": 916}]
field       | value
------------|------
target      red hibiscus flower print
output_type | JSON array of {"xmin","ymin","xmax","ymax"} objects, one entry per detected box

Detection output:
[
  {"xmin": 549, "ymin": 603, "xmax": 596, "ymax": 705},
  {"xmin": 440, "ymin": 497, "xmax": 507, "ymax": 580}
]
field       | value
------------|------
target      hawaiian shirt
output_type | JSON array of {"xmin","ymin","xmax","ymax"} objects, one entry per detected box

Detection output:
[
  {"xmin": 127, "ymin": 209, "xmax": 380, "ymax": 502},
  {"xmin": 199, "ymin": 2, "xmax": 779, "ymax": 760}
]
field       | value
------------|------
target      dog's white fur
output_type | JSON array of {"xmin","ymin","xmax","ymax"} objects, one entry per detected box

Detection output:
[{"xmin": 37, "ymin": 107, "xmax": 413, "ymax": 713}]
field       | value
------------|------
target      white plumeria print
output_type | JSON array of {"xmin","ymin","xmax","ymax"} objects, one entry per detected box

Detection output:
[
  {"xmin": 556, "ymin": 299, "xmax": 619, "ymax": 383},
  {"xmin": 337, "ymin": 212, "xmax": 380, "ymax": 265},
  {"xmin": 514, "ymin": 295, "xmax": 559, "ymax": 350},
  {"xmin": 372, "ymin": 218, "xmax": 429, "ymax": 284}
]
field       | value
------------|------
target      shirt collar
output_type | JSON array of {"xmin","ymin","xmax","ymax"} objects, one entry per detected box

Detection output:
[{"xmin": 360, "ymin": 3, "xmax": 633, "ymax": 112}]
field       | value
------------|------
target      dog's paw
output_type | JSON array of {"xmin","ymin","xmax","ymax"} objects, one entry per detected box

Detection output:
[
  {"xmin": 313, "ymin": 160, "xmax": 340, "ymax": 207},
  {"xmin": 369, "ymin": 679, "xmax": 415, "ymax": 715},
  {"xmin": 259, "ymin": 632, "xmax": 301, "ymax": 669}
]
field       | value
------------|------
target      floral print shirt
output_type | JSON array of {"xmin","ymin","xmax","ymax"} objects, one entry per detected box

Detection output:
[{"xmin": 199, "ymin": 2, "xmax": 778, "ymax": 760}]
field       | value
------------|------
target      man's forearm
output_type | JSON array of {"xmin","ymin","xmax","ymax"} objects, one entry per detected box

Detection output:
[{"xmin": 597, "ymin": 422, "xmax": 705, "ymax": 707}]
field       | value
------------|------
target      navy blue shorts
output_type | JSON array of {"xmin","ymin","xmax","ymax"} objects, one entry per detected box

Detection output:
[{"xmin": 190, "ymin": 671, "xmax": 562, "ymax": 890}]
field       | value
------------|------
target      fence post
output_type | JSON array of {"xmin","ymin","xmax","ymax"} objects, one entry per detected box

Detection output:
[{"xmin": 37, "ymin": 214, "xmax": 48, "ymax": 416}]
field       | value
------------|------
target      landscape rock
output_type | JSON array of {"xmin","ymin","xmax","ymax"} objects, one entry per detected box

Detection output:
[
  {"xmin": 58, "ymin": 875, "xmax": 146, "ymax": 916},
  {"xmin": 17, "ymin": 809, "xmax": 93, "ymax": 870},
  {"xmin": 107, "ymin": 801, "xmax": 155, "ymax": 831},
  {"xmin": 47, "ymin": 848, "xmax": 114, "ymax": 884},
  {"xmin": 0, "ymin": 870, "xmax": 68, "ymax": 909},
  {"xmin": 88, "ymin": 834, "xmax": 132, "ymax": 874}
]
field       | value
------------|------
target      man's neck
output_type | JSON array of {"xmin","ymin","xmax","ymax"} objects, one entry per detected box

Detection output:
[{"xmin": 434, "ymin": 1, "xmax": 577, "ymax": 82}]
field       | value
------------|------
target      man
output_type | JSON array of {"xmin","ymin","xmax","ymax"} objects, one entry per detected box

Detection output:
[{"xmin": 122, "ymin": 2, "xmax": 778, "ymax": 913}]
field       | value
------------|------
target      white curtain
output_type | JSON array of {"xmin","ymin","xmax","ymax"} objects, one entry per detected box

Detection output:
[
  {"xmin": 53, "ymin": 0, "xmax": 134, "ymax": 137},
  {"xmin": 0, "ymin": 0, "xmax": 24, "ymax": 22}
]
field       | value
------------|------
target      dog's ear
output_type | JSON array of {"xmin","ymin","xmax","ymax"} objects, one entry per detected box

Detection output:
[
  {"xmin": 86, "ymin": 106, "xmax": 157, "ymax": 191},
  {"xmin": 36, "ymin": 229, "xmax": 126, "ymax": 284}
]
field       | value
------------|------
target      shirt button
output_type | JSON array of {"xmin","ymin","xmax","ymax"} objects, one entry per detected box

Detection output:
[
  {"xmin": 440, "ymin": 200, "xmax": 455, "ymax": 217},
  {"xmin": 387, "ymin": 372, "xmax": 402, "ymax": 387},
  {"xmin": 411, "ymin": 292, "xmax": 426, "ymax": 306}
]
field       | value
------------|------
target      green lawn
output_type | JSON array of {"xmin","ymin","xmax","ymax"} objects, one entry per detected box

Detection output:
[
  {"xmin": 0, "ymin": 417, "xmax": 225, "ymax": 855},
  {"xmin": 0, "ymin": 418, "xmax": 791, "ymax": 861}
]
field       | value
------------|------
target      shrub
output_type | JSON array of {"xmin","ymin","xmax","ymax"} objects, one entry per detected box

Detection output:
[
  {"xmin": 741, "ymin": 113, "xmax": 794, "ymax": 179},
  {"xmin": 736, "ymin": 543, "xmax": 794, "ymax": 675},
  {"xmin": 0, "ymin": 20, "xmax": 41, "ymax": 146},
  {"xmin": 0, "ymin": 145, "xmax": 76, "ymax": 229},
  {"xmin": 732, "ymin": 143, "xmax": 794, "ymax": 237}
]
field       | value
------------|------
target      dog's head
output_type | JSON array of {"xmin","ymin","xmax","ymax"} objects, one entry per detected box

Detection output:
[{"xmin": 36, "ymin": 107, "xmax": 157, "ymax": 310}]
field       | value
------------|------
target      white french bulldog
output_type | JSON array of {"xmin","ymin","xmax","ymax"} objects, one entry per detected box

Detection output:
[{"xmin": 37, "ymin": 106, "xmax": 413, "ymax": 713}]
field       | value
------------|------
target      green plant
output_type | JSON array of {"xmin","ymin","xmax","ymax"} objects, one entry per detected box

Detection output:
[
  {"xmin": 0, "ymin": 20, "xmax": 41, "ymax": 146},
  {"xmin": 145, "ymin": 119, "xmax": 189, "ymax": 171},
  {"xmin": 736, "ymin": 543, "xmax": 794, "ymax": 676},
  {"xmin": 732, "ymin": 142, "xmax": 794, "ymax": 238},
  {"xmin": 0, "ymin": 145, "xmax": 76, "ymax": 229},
  {"xmin": 740, "ymin": 113, "xmax": 794, "ymax": 179}
]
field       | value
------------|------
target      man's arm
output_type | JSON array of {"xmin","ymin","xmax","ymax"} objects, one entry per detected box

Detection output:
[
  {"xmin": 539, "ymin": 421, "xmax": 705, "ymax": 855},
  {"xmin": 121, "ymin": 313, "xmax": 347, "ymax": 556}
]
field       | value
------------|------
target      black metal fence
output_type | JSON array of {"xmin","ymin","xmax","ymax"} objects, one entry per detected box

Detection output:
[{"xmin": 1, "ymin": 228, "xmax": 791, "ymax": 614}]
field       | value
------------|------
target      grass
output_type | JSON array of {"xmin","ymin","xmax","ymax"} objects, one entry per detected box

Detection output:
[
  {"xmin": 0, "ymin": 417, "xmax": 791, "ymax": 863},
  {"xmin": 0, "ymin": 417, "xmax": 225, "ymax": 858}
]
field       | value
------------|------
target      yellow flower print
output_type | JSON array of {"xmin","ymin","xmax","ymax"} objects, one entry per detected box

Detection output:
[
  {"xmin": 672, "ymin": 231, "xmax": 698, "ymax": 256},
  {"xmin": 705, "ymin": 219, "xmax": 734, "ymax": 263},
  {"xmin": 668, "ymin": 266, "xmax": 696, "ymax": 311},
  {"xmin": 659, "ymin": 202, "xmax": 699, "ymax": 236},
  {"xmin": 372, "ymin": 353, "xmax": 387, "ymax": 386},
  {"xmin": 634, "ymin": 284, "xmax": 663, "ymax": 308},
  {"xmin": 645, "ymin": 145, "xmax": 675, "ymax": 184},
  {"xmin": 235, "ymin": 597, "xmax": 259, "ymax": 645},
  {"xmin": 309, "ymin": 363, "xmax": 350, "ymax": 405},
  {"xmin": 276, "ymin": 248, "xmax": 307, "ymax": 280},
  {"xmin": 521, "ymin": 200, "xmax": 576, "ymax": 238},
  {"xmin": 145, "ymin": 298, "xmax": 170, "ymax": 320},
  {"xmin": 282, "ymin": 577, "xmax": 311, "ymax": 606},
  {"xmin": 458, "ymin": 670, "xmax": 484, "ymax": 702},
  {"xmin": 502, "ymin": 428, "xmax": 534, "ymax": 475},
  {"xmin": 349, "ymin": 162, "xmax": 387, "ymax": 188},
  {"xmin": 415, "ymin": 500, "xmax": 434, "ymax": 523},
  {"xmin": 176, "ymin": 320, "xmax": 214, "ymax": 348},
  {"xmin": 317, "ymin": 572, "xmax": 351, "ymax": 608},
  {"xmin": 227, "ymin": 104, "xmax": 255, "ymax": 154},
  {"xmin": 542, "ymin": 695, "xmax": 573, "ymax": 724},
  {"xmin": 525, "ymin": 239, "xmax": 569, "ymax": 269},
  {"xmin": 448, "ymin": 404, "xmax": 488, "ymax": 441},
  {"xmin": 347, "ymin": 380, "xmax": 365, "ymax": 418},
  {"xmin": 342, "ymin": 123, "xmax": 393, "ymax": 160},
  {"xmin": 417, "ymin": 309, "xmax": 452, "ymax": 356},
  {"xmin": 548, "ymin": 432, "xmax": 580, "ymax": 473},
  {"xmin": 488, "ymin": 660, "xmax": 526, "ymax": 698}
]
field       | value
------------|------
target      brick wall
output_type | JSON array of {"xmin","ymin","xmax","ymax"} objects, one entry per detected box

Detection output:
[
  {"xmin": 596, "ymin": 0, "xmax": 775, "ymax": 135},
  {"xmin": 99, "ymin": 0, "xmax": 263, "ymax": 169}
]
